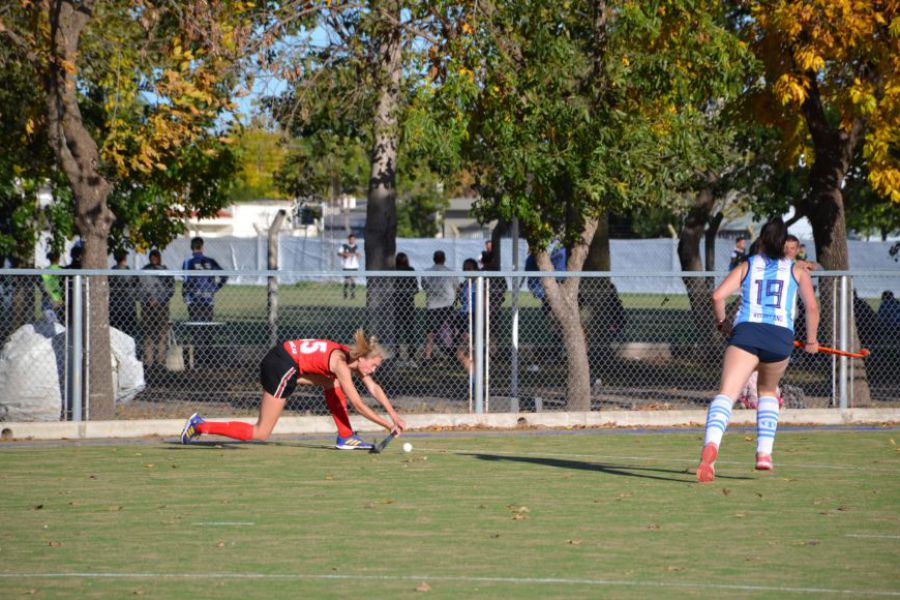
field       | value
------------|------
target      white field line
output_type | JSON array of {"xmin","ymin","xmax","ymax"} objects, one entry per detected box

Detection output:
[
  {"xmin": 845, "ymin": 534, "xmax": 900, "ymax": 540},
  {"xmin": 431, "ymin": 446, "xmax": 900, "ymax": 474},
  {"xmin": 193, "ymin": 522, "xmax": 255, "ymax": 526},
  {"xmin": 0, "ymin": 572, "xmax": 897, "ymax": 596}
]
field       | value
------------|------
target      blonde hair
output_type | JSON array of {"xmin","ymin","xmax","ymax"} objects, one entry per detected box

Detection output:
[{"xmin": 349, "ymin": 329, "xmax": 391, "ymax": 360}]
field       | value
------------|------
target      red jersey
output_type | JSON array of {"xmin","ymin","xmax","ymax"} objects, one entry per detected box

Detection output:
[{"xmin": 282, "ymin": 339, "xmax": 350, "ymax": 378}]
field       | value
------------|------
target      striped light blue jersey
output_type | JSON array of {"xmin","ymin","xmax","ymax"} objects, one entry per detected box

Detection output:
[{"xmin": 734, "ymin": 255, "xmax": 799, "ymax": 332}]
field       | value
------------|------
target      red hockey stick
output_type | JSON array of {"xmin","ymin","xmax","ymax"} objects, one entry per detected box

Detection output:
[{"xmin": 794, "ymin": 340, "xmax": 870, "ymax": 358}]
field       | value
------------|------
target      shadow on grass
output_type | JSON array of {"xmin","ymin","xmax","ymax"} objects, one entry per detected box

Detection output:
[
  {"xmin": 163, "ymin": 441, "xmax": 251, "ymax": 450},
  {"xmin": 462, "ymin": 452, "xmax": 752, "ymax": 484}
]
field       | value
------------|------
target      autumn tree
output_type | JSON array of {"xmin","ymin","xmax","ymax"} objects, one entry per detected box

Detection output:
[
  {"xmin": 743, "ymin": 1, "xmax": 899, "ymax": 404},
  {"xmin": 0, "ymin": 0, "xmax": 262, "ymax": 416}
]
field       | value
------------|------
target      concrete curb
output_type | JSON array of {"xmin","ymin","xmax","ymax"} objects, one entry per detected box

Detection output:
[{"xmin": 2, "ymin": 408, "xmax": 898, "ymax": 441}]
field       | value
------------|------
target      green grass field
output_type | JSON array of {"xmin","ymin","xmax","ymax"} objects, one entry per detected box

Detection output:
[{"xmin": 2, "ymin": 428, "xmax": 899, "ymax": 599}]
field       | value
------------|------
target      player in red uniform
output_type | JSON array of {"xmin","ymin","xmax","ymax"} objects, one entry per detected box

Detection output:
[{"xmin": 180, "ymin": 329, "xmax": 406, "ymax": 449}]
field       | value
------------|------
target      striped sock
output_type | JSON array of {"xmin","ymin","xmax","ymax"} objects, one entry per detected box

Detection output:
[
  {"xmin": 756, "ymin": 396, "xmax": 780, "ymax": 455},
  {"xmin": 703, "ymin": 395, "xmax": 733, "ymax": 448}
]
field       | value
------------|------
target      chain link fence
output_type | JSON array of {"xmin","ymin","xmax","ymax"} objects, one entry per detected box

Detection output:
[{"xmin": 0, "ymin": 269, "xmax": 897, "ymax": 422}]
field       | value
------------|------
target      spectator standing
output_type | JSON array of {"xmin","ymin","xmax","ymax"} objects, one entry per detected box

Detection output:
[
  {"xmin": 728, "ymin": 235, "xmax": 748, "ymax": 270},
  {"xmin": 181, "ymin": 237, "xmax": 227, "ymax": 366},
  {"xmin": 41, "ymin": 249, "xmax": 65, "ymax": 323},
  {"xmin": 421, "ymin": 250, "xmax": 457, "ymax": 361},
  {"xmin": 339, "ymin": 233, "xmax": 361, "ymax": 299},
  {"xmin": 181, "ymin": 237, "xmax": 227, "ymax": 322},
  {"xmin": 454, "ymin": 258, "xmax": 479, "ymax": 375},
  {"xmin": 393, "ymin": 252, "xmax": 419, "ymax": 363},
  {"xmin": 140, "ymin": 249, "xmax": 175, "ymax": 369},
  {"xmin": 478, "ymin": 239, "xmax": 493, "ymax": 270},
  {"xmin": 109, "ymin": 249, "xmax": 139, "ymax": 339},
  {"xmin": 876, "ymin": 291, "xmax": 900, "ymax": 335}
]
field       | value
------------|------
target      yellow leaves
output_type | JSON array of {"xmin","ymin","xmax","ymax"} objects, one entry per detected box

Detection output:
[
  {"xmin": 460, "ymin": 22, "xmax": 474, "ymax": 35},
  {"xmin": 621, "ymin": 55, "xmax": 630, "ymax": 67},
  {"xmin": 25, "ymin": 118, "xmax": 35, "ymax": 135},
  {"xmin": 457, "ymin": 66, "xmax": 474, "ymax": 83},
  {"xmin": 794, "ymin": 48, "xmax": 825, "ymax": 72},
  {"xmin": 849, "ymin": 78, "xmax": 877, "ymax": 115},
  {"xmin": 774, "ymin": 74, "xmax": 808, "ymax": 105}
]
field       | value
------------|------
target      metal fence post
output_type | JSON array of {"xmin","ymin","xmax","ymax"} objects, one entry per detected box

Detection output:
[
  {"xmin": 71, "ymin": 274, "xmax": 84, "ymax": 422},
  {"xmin": 838, "ymin": 275, "xmax": 849, "ymax": 410},
  {"xmin": 474, "ymin": 276, "xmax": 485, "ymax": 414}
]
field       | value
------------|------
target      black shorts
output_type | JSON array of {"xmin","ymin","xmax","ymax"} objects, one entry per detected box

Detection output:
[
  {"xmin": 260, "ymin": 344, "xmax": 298, "ymax": 398},
  {"xmin": 728, "ymin": 322, "xmax": 794, "ymax": 363}
]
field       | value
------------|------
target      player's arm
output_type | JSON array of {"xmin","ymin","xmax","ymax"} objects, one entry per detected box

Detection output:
[
  {"xmin": 330, "ymin": 354, "xmax": 393, "ymax": 431},
  {"xmin": 794, "ymin": 264, "xmax": 820, "ymax": 353},
  {"xmin": 711, "ymin": 261, "xmax": 747, "ymax": 334},
  {"xmin": 360, "ymin": 375, "xmax": 406, "ymax": 434}
]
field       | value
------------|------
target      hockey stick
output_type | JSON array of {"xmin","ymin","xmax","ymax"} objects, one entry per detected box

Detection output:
[
  {"xmin": 369, "ymin": 432, "xmax": 396, "ymax": 454},
  {"xmin": 793, "ymin": 340, "xmax": 870, "ymax": 358}
]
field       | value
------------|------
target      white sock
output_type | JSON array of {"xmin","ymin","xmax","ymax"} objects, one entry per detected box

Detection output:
[
  {"xmin": 704, "ymin": 395, "xmax": 733, "ymax": 448},
  {"xmin": 756, "ymin": 396, "xmax": 780, "ymax": 455}
]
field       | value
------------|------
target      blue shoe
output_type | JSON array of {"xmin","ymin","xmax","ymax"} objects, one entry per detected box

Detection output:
[
  {"xmin": 181, "ymin": 412, "xmax": 205, "ymax": 444},
  {"xmin": 335, "ymin": 433, "xmax": 374, "ymax": 450}
]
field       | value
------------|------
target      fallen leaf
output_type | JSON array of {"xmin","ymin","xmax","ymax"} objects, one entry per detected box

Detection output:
[
  {"xmin": 490, "ymin": 533, "xmax": 500, "ymax": 538},
  {"xmin": 734, "ymin": 512, "xmax": 746, "ymax": 518},
  {"xmin": 216, "ymin": 541, "xmax": 226, "ymax": 548},
  {"xmin": 802, "ymin": 540, "xmax": 820, "ymax": 546},
  {"xmin": 34, "ymin": 504, "xmax": 44, "ymax": 510},
  {"xmin": 721, "ymin": 488, "xmax": 731, "ymax": 496},
  {"xmin": 744, "ymin": 436, "xmax": 753, "ymax": 442},
  {"xmin": 645, "ymin": 523, "xmax": 661, "ymax": 530},
  {"xmin": 144, "ymin": 464, "xmax": 155, "ymax": 469},
  {"xmin": 415, "ymin": 581, "xmax": 431, "ymax": 592},
  {"xmin": 382, "ymin": 498, "xmax": 395, "ymax": 505},
  {"xmin": 666, "ymin": 566, "xmax": 683, "ymax": 572},
  {"xmin": 48, "ymin": 541, "xmax": 61, "ymax": 548},
  {"xmin": 512, "ymin": 514, "xmax": 528, "ymax": 521},
  {"xmin": 567, "ymin": 539, "xmax": 582, "ymax": 545},
  {"xmin": 324, "ymin": 475, "xmax": 334, "ymax": 480}
]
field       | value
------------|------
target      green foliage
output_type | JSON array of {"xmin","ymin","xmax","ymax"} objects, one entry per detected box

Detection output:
[
  {"xmin": 432, "ymin": 0, "xmax": 755, "ymax": 253},
  {"xmin": 229, "ymin": 128, "xmax": 291, "ymax": 202}
]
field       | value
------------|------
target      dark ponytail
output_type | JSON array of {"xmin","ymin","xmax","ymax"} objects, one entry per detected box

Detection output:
[{"xmin": 757, "ymin": 217, "xmax": 787, "ymax": 259}]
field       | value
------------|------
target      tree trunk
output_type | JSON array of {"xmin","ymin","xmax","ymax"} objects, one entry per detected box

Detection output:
[
  {"xmin": 581, "ymin": 211, "xmax": 626, "ymax": 373},
  {"xmin": 538, "ymin": 217, "xmax": 598, "ymax": 411},
  {"xmin": 45, "ymin": 0, "xmax": 116, "ymax": 419},
  {"xmin": 677, "ymin": 186, "xmax": 718, "ymax": 360},
  {"xmin": 363, "ymin": 1, "xmax": 402, "ymax": 344},
  {"xmin": 799, "ymin": 82, "xmax": 871, "ymax": 405}
]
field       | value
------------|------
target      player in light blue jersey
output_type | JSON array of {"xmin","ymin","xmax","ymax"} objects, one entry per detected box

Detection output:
[{"xmin": 697, "ymin": 218, "xmax": 820, "ymax": 483}]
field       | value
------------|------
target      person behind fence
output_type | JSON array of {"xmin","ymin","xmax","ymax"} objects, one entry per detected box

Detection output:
[
  {"xmin": 421, "ymin": 250, "xmax": 457, "ymax": 361},
  {"xmin": 697, "ymin": 217, "xmax": 819, "ymax": 483},
  {"xmin": 728, "ymin": 235, "xmax": 748, "ymax": 270},
  {"xmin": 109, "ymin": 248, "xmax": 138, "ymax": 339},
  {"xmin": 876, "ymin": 290, "xmax": 900, "ymax": 340},
  {"xmin": 181, "ymin": 237, "xmax": 227, "ymax": 365},
  {"xmin": 181, "ymin": 329, "xmax": 406, "ymax": 449},
  {"xmin": 339, "ymin": 232, "xmax": 360, "ymax": 299},
  {"xmin": 453, "ymin": 258, "xmax": 479, "ymax": 376},
  {"xmin": 393, "ymin": 252, "xmax": 420, "ymax": 363},
  {"xmin": 139, "ymin": 249, "xmax": 175, "ymax": 369},
  {"xmin": 41, "ymin": 249, "xmax": 65, "ymax": 323}
]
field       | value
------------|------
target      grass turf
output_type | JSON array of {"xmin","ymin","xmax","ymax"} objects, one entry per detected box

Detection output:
[{"xmin": 1, "ymin": 428, "xmax": 898, "ymax": 599}]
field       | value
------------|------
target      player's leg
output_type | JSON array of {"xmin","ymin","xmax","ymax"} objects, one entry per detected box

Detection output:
[
  {"xmin": 698, "ymin": 345, "xmax": 759, "ymax": 482},
  {"xmin": 183, "ymin": 345, "xmax": 295, "ymax": 443},
  {"xmin": 754, "ymin": 356, "xmax": 790, "ymax": 470},
  {"xmin": 324, "ymin": 383, "xmax": 354, "ymax": 439}
]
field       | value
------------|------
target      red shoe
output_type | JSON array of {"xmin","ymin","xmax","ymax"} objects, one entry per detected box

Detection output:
[
  {"xmin": 697, "ymin": 443, "xmax": 718, "ymax": 483},
  {"xmin": 755, "ymin": 453, "xmax": 773, "ymax": 471}
]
